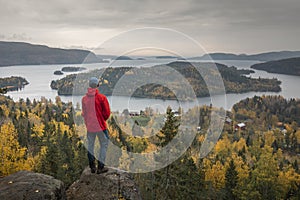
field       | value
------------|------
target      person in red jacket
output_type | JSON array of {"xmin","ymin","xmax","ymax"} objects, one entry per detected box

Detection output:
[{"xmin": 82, "ymin": 77, "xmax": 111, "ymax": 174}]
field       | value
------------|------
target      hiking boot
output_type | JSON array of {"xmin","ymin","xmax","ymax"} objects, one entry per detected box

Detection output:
[
  {"xmin": 97, "ymin": 166, "xmax": 109, "ymax": 174},
  {"xmin": 91, "ymin": 166, "xmax": 97, "ymax": 173},
  {"xmin": 89, "ymin": 161, "xmax": 96, "ymax": 173}
]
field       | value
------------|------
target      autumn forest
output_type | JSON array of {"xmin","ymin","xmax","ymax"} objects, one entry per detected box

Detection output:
[{"xmin": 0, "ymin": 94, "xmax": 300, "ymax": 199}]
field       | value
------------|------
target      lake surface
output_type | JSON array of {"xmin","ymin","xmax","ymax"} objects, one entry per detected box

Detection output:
[{"xmin": 1, "ymin": 59, "xmax": 300, "ymax": 112}]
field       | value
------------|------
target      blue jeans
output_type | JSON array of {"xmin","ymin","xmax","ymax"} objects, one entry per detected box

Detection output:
[{"xmin": 87, "ymin": 130, "xmax": 109, "ymax": 168}]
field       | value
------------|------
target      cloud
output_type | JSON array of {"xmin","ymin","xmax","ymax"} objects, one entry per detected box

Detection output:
[
  {"xmin": 0, "ymin": 0, "xmax": 299, "ymax": 53},
  {"xmin": 0, "ymin": 0, "xmax": 300, "ymax": 28},
  {"xmin": 0, "ymin": 33, "xmax": 31, "ymax": 41},
  {"xmin": 2, "ymin": 0, "xmax": 299, "ymax": 29}
]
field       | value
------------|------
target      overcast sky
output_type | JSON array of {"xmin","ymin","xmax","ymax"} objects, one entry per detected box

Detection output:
[{"xmin": 0, "ymin": 0, "xmax": 300, "ymax": 56}]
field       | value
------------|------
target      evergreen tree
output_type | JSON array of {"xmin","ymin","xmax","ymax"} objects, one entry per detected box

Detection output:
[
  {"xmin": 224, "ymin": 159, "xmax": 238, "ymax": 200},
  {"xmin": 156, "ymin": 106, "xmax": 180, "ymax": 147},
  {"xmin": 39, "ymin": 141, "xmax": 59, "ymax": 177},
  {"xmin": 149, "ymin": 107, "xmax": 205, "ymax": 199}
]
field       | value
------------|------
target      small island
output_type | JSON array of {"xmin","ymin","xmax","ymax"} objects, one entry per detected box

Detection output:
[
  {"xmin": 156, "ymin": 56, "xmax": 179, "ymax": 59},
  {"xmin": 0, "ymin": 76, "xmax": 29, "ymax": 92},
  {"xmin": 251, "ymin": 57, "xmax": 300, "ymax": 76},
  {"xmin": 50, "ymin": 61, "xmax": 281, "ymax": 99},
  {"xmin": 54, "ymin": 70, "xmax": 64, "ymax": 75},
  {"xmin": 61, "ymin": 66, "xmax": 87, "ymax": 72},
  {"xmin": 115, "ymin": 56, "xmax": 133, "ymax": 60}
]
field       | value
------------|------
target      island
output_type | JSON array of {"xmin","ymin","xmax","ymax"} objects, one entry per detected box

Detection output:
[
  {"xmin": 54, "ymin": 70, "xmax": 64, "ymax": 75},
  {"xmin": 115, "ymin": 56, "xmax": 133, "ymax": 60},
  {"xmin": 61, "ymin": 66, "xmax": 87, "ymax": 72},
  {"xmin": 0, "ymin": 76, "xmax": 29, "ymax": 92},
  {"xmin": 250, "ymin": 57, "xmax": 300, "ymax": 76},
  {"xmin": 50, "ymin": 61, "xmax": 281, "ymax": 99}
]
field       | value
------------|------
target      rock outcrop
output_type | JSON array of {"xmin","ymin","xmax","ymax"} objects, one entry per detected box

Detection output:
[
  {"xmin": 66, "ymin": 167, "xmax": 141, "ymax": 200},
  {"xmin": 0, "ymin": 167, "xmax": 141, "ymax": 200},
  {"xmin": 0, "ymin": 170, "xmax": 66, "ymax": 200}
]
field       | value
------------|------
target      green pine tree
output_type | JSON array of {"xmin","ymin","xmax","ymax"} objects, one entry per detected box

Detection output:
[
  {"xmin": 224, "ymin": 159, "xmax": 238, "ymax": 200},
  {"xmin": 156, "ymin": 106, "xmax": 180, "ymax": 147}
]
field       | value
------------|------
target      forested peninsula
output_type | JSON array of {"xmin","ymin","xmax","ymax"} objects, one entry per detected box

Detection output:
[
  {"xmin": 251, "ymin": 57, "xmax": 300, "ymax": 76},
  {"xmin": 51, "ymin": 61, "xmax": 281, "ymax": 99}
]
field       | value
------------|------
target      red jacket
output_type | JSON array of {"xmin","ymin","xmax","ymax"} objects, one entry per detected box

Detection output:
[{"xmin": 82, "ymin": 88, "xmax": 111, "ymax": 132}]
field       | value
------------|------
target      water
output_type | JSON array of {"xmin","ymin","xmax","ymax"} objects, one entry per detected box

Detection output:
[{"xmin": 1, "ymin": 59, "xmax": 300, "ymax": 112}]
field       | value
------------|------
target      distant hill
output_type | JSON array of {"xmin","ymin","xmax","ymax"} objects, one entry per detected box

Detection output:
[
  {"xmin": 0, "ymin": 41, "xmax": 101, "ymax": 67},
  {"xmin": 156, "ymin": 56, "xmax": 179, "ymax": 59},
  {"xmin": 192, "ymin": 53, "xmax": 248, "ymax": 61},
  {"xmin": 191, "ymin": 51, "xmax": 300, "ymax": 61},
  {"xmin": 251, "ymin": 57, "xmax": 300, "ymax": 76}
]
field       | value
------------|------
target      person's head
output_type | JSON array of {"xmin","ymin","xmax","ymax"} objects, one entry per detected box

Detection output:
[{"xmin": 89, "ymin": 77, "xmax": 99, "ymax": 88}]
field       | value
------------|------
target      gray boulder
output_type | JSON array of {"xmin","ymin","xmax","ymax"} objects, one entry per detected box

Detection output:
[
  {"xmin": 0, "ymin": 170, "xmax": 66, "ymax": 200},
  {"xmin": 67, "ymin": 167, "xmax": 141, "ymax": 200}
]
